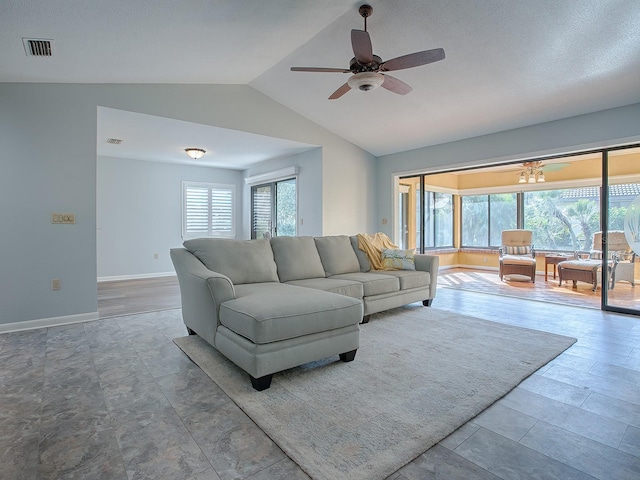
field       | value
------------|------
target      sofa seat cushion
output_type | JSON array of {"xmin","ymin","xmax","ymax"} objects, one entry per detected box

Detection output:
[
  {"xmin": 183, "ymin": 238, "xmax": 278, "ymax": 285},
  {"xmin": 330, "ymin": 272, "xmax": 400, "ymax": 296},
  {"xmin": 500, "ymin": 254, "xmax": 536, "ymax": 266},
  {"xmin": 270, "ymin": 236, "xmax": 326, "ymax": 282},
  {"xmin": 219, "ymin": 284, "xmax": 362, "ymax": 344},
  {"xmin": 285, "ymin": 278, "xmax": 363, "ymax": 299},
  {"xmin": 314, "ymin": 235, "xmax": 361, "ymax": 275},
  {"xmin": 372, "ymin": 270, "xmax": 430, "ymax": 290}
]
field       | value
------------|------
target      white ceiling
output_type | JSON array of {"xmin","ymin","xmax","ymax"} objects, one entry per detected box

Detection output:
[
  {"xmin": 97, "ymin": 107, "xmax": 318, "ymax": 169},
  {"xmin": 3, "ymin": 0, "xmax": 640, "ymax": 164}
]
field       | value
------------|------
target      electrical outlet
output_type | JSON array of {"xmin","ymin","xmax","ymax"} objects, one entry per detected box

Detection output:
[
  {"xmin": 52, "ymin": 279, "xmax": 61, "ymax": 290},
  {"xmin": 381, "ymin": 218, "xmax": 388, "ymax": 225}
]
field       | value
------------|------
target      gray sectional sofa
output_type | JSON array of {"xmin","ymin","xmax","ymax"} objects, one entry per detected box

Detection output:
[{"xmin": 170, "ymin": 235, "xmax": 439, "ymax": 390}]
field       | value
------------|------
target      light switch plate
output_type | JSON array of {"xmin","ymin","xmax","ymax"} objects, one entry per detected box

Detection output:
[{"xmin": 52, "ymin": 213, "xmax": 75, "ymax": 224}]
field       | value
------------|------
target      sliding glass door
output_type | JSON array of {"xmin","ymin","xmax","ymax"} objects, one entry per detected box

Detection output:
[
  {"xmin": 603, "ymin": 146, "xmax": 640, "ymax": 314},
  {"xmin": 251, "ymin": 178, "xmax": 296, "ymax": 239}
]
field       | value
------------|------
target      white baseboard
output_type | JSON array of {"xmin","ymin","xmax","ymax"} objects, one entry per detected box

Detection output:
[
  {"xmin": 98, "ymin": 272, "xmax": 176, "ymax": 283},
  {"xmin": 0, "ymin": 311, "xmax": 100, "ymax": 334}
]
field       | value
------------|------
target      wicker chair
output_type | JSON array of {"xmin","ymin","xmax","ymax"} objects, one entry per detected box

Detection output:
[
  {"xmin": 557, "ymin": 231, "xmax": 634, "ymax": 291},
  {"xmin": 499, "ymin": 230, "xmax": 537, "ymax": 283},
  {"xmin": 608, "ymin": 231, "xmax": 636, "ymax": 287}
]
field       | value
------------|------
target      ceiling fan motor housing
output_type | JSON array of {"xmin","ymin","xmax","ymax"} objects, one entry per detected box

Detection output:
[{"xmin": 348, "ymin": 72, "xmax": 384, "ymax": 91}]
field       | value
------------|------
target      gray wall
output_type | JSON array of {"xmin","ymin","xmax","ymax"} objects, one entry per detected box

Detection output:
[
  {"xmin": 376, "ymin": 103, "xmax": 640, "ymax": 241},
  {"xmin": 97, "ymin": 155, "xmax": 243, "ymax": 279},
  {"xmin": 0, "ymin": 83, "xmax": 376, "ymax": 327}
]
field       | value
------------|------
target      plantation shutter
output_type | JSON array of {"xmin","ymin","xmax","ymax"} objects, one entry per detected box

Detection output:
[
  {"xmin": 182, "ymin": 182, "xmax": 235, "ymax": 239},
  {"xmin": 185, "ymin": 185, "xmax": 209, "ymax": 235},
  {"xmin": 211, "ymin": 187, "xmax": 233, "ymax": 235}
]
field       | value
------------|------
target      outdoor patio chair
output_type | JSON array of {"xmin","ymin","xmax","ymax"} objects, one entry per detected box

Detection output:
[
  {"xmin": 499, "ymin": 229, "xmax": 537, "ymax": 283},
  {"xmin": 557, "ymin": 230, "xmax": 635, "ymax": 291}
]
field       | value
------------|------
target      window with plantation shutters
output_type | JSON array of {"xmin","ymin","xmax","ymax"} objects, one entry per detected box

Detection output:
[{"xmin": 182, "ymin": 181, "xmax": 236, "ymax": 239}]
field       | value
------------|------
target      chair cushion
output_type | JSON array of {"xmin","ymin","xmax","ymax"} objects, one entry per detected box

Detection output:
[
  {"xmin": 314, "ymin": 235, "xmax": 361, "ymax": 275},
  {"xmin": 270, "ymin": 236, "xmax": 326, "ymax": 282},
  {"xmin": 183, "ymin": 238, "xmax": 278, "ymax": 285},
  {"xmin": 501, "ymin": 230, "xmax": 533, "ymax": 247},
  {"xmin": 558, "ymin": 259, "xmax": 602, "ymax": 271},
  {"xmin": 504, "ymin": 245, "xmax": 531, "ymax": 255},
  {"xmin": 500, "ymin": 255, "xmax": 536, "ymax": 266},
  {"xmin": 219, "ymin": 284, "xmax": 362, "ymax": 344}
]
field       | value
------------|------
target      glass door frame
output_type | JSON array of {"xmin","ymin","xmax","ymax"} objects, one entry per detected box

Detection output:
[{"xmin": 601, "ymin": 144, "xmax": 640, "ymax": 316}]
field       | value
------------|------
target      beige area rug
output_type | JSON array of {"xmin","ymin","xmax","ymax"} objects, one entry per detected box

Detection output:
[{"xmin": 174, "ymin": 307, "xmax": 576, "ymax": 480}]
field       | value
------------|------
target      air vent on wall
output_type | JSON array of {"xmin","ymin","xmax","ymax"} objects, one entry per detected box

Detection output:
[
  {"xmin": 22, "ymin": 38, "xmax": 53, "ymax": 57},
  {"xmin": 106, "ymin": 138, "xmax": 123, "ymax": 145}
]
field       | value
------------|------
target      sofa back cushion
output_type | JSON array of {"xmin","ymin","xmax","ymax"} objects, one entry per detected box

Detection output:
[
  {"xmin": 314, "ymin": 236, "xmax": 361, "ymax": 276},
  {"xmin": 350, "ymin": 235, "xmax": 371, "ymax": 272},
  {"xmin": 183, "ymin": 238, "xmax": 279, "ymax": 285},
  {"xmin": 270, "ymin": 236, "xmax": 326, "ymax": 282}
]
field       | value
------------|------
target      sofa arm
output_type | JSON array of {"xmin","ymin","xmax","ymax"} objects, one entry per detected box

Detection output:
[
  {"xmin": 170, "ymin": 248, "xmax": 235, "ymax": 345},
  {"xmin": 414, "ymin": 254, "xmax": 439, "ymax": 300}
]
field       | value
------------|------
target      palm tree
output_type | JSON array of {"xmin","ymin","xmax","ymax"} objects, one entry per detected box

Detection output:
[{"xmin": 566, "ymin": 199, "xmax": 599, "ymax": 250}]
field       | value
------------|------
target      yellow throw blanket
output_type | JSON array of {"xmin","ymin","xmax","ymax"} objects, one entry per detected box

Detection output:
[{"xmin": 357, "ymin": 232, "xmax": 399, "ymax": 271}]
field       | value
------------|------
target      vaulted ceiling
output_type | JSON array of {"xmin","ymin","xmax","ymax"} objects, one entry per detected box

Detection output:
[{"xmin": 3, "ymin": 0, "xmax": 640, "ymax": 163}]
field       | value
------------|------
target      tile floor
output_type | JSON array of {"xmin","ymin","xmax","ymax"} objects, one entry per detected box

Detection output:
[{"xmin": 1, "ymin": 286, "xmax": 640, "ymax": 479}]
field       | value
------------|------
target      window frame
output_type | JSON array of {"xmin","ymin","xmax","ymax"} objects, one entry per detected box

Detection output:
[
  {"xmin": 460, "ymin": 192, "xmax": 518, "ymax": 248},
  {"xmin": 423, "ymin": 189, "xmax": 454, "ymax": 250},
  {"xmin": 181, "ymin": 181, "xmax": 236, "ymax": 240}
]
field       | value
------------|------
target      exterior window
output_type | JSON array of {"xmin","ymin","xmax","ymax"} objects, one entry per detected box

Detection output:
[
  {"xmin": 251, "ymin": 178, "xmax": 296, "ymax": 238},
  {"xmin": 182, "ymin": 181, "xmax": 236, "ymax": 239},
  {"xmin": 461, "ymin": 193, "xmax": 517, "ymax": 247},
  {"xmin": 424, "ymin": 191, "xmax": 453, "ymax": 248},
  {"xmin": 523, "ymin": 184, "xmax": 638, "ymax": 251},
  {"xmin": 524, "ymin": 188, "xmax": 600, "ymax": 251}
]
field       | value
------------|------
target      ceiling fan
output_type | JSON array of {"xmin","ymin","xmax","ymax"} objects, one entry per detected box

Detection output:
[
  {"xmin": 517, "ymin": 161, "xmax": 570, "ymax": 184},
  {"xmin": 290, "ymin": 4, "xmax": 445, "ymax": 100}
]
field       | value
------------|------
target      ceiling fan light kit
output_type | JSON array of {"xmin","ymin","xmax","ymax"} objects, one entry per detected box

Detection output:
[
  {"xmin": 348, "ymin": 72, "xmax": 384, "ymax": 92},
  {"xmin": 519, "ymin": 161, "xmax": 546, "ymax": 184},
  {"xmin": 290, "ymin": 4, "xmax": 445, "ymax": 100}
]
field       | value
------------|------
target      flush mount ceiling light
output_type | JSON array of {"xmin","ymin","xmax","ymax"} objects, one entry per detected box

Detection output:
[
  {"xmin": 185, "ymin": 148, "xmax": 206, "ymax": 160},
  {"xmin": 518, "ymin": 161, "xmax": 546, "ymax": 184}
]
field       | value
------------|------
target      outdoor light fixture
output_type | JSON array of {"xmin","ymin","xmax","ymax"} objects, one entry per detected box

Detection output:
[
  {"xmin": 518, "ymin": 161, "xmax": 545, "ymax": 184},
  {"xmin": 185, "ymin": 148, "xmax": 206, "ymax": 160}
]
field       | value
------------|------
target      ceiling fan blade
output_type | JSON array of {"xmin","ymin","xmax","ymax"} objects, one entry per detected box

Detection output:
[
  {"xmin": 351, "ymin": 29, "xmax": 374, "ymax": 64},
  {"xmin": 291, "ymin": 67, "xmax": 351, "ymax": 73},
  {"xmin": 380, "ymin": 48, "xmax": 445, "ymax": 72},
  {"xmin": 329, "ymin": 82, "xmax": 351, "ymax": 100},
  {"xmin": 543, "ymin": 163, "xmax": 571, "ymax": 172},
  {"xmin": 381, "ymin": 74, "xmax": 412, "ymax": 95}
]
